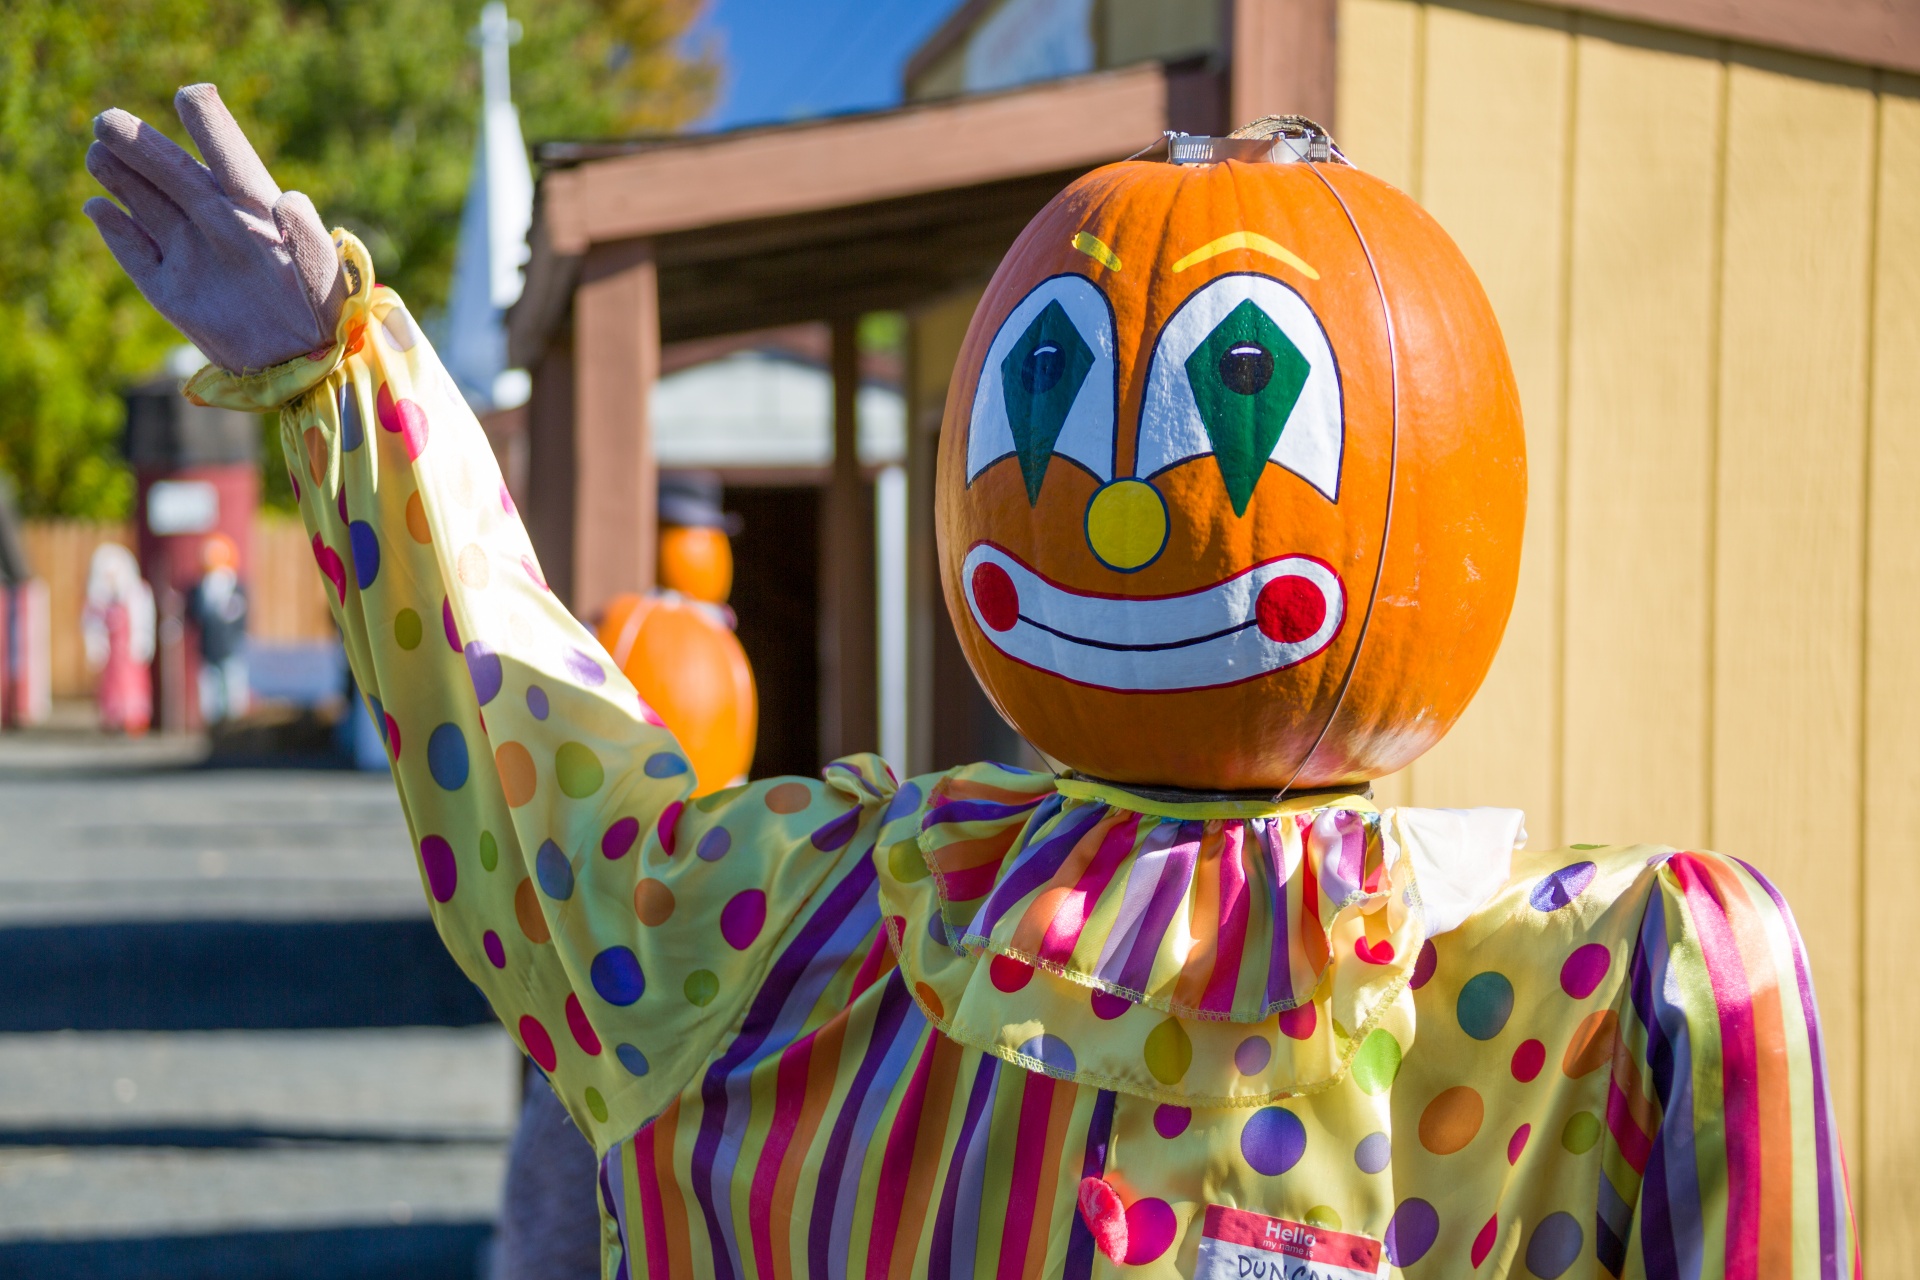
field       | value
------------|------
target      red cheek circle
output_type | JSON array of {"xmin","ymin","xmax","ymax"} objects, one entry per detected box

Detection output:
[
  {"xmin": 1256, "ymin": 574, "xmax": 1326, "ymax": 644},
  {"xmin": 971, "ymin": 562, "xmax": 1020, "ymax": 633}
]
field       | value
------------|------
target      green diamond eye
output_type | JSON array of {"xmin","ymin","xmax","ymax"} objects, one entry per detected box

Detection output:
[
  {"xmin": 1000, "ymin": 300, "xmax": 1095, "ymax": 504},
  {"xmin": 1184, "ymin": 298, "xmax": 1312, "ymax": 516}
]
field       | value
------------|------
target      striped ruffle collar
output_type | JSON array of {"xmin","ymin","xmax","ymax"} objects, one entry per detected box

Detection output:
[{"xmin": 876, "ymin": 764, "xmax": 1521, "ymax": 1103}]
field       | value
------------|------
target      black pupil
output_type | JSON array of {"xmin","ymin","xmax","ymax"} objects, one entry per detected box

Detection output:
[
  {"xmin": 1021, "ymin": 340, "xmax": 1065, "ymax": 394},
  {"xmin": 1218, "ymin": 341, "xmax": 1275, "ymax": 395}
]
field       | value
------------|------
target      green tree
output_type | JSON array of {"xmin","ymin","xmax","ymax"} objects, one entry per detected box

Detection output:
[{"xmin": 0, "ymin": 0, "xmax": 713, "ymax": 518}]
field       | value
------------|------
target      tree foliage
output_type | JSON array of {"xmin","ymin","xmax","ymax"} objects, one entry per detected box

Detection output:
[{"xmin": 0, "ymin": 0, "xmax": 713, "ymax": 517}]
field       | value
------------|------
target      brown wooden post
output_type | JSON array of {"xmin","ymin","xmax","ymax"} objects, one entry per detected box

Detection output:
[
  {"xmin": 820, "ymin": 317, "xmax": 877, "ymax": 761},
  {"xmin": 903, "ymin": 317, "xmax": 940, "ymax": 776},
  {"xmin": 571, "ymin": 238, "xmax": 659, "ymax": 623},
  {"xmin": 1227, "ymin": 0, "xmax": 1338, "ymax": 132},
  {"xmin": 524, "ymin": 331, "xmax": 577, "ymax": 604}
]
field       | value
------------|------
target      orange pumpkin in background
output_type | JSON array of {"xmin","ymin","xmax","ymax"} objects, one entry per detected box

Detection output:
[
  {"xmin": 659, "ymin": 526, "xmax": 734, "ymax": 604},
  {"xmin": 936, "ymin": 131, "xmax": 1526, "ymax": 792},
  {"xmin": 598, "ymin": 593, "xmax": 756, "ymax": 795}
]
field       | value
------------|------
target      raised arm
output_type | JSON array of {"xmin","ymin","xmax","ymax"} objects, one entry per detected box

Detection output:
[{"xmin": 84, "ymin": 86, "xmax": 901, "ymax": 1147}]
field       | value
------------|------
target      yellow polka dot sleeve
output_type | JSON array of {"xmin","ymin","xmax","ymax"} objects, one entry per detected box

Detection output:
[{"xmin": 191, "ymin": 233, "xmax": 894, "ymax": 1149}]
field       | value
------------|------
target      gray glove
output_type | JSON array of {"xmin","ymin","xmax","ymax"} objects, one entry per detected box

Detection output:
[{"xmin": 83, "ymin": 84, "xmax": 346, "ymax": 374}]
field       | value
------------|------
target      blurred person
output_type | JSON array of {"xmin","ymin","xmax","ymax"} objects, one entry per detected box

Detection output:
[
  {"xmin": 80, "ymin": 543, "xmax": 155, "ymax": 735},
  {"xmin": 186, "ymin": 532, "xmax": 248, "ymax": 724}
]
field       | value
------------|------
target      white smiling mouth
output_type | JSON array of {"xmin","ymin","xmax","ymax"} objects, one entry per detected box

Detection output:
[{"xmin": 961, "ymin": 542, "xmax": 1345, "ymax": 693}]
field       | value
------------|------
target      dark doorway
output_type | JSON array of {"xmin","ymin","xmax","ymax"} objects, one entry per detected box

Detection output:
[{"xmin": 726, "ymin": 485, "xmax": 820, "ymax": 781}]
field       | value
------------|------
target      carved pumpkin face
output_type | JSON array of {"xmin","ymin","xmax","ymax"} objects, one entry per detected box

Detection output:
[{"xmin": 936, "ymin": 152, "xmax": 1526, "ymax": 791}]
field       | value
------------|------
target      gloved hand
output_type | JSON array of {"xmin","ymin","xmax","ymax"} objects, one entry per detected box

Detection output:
[{"xmin": 83, "ymin": 84, "xmax": 345, "ymax": 374}]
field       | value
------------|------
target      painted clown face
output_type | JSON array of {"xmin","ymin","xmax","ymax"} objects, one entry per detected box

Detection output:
[{"xmin": 936, "ymin": 147, "xmax": 1526, "ymax": 792}]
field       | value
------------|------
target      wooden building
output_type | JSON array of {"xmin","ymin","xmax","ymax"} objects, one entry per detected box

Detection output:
[{"xmin": 509, "ymin": 0, "xmax": 1920, "ymax": 1258}]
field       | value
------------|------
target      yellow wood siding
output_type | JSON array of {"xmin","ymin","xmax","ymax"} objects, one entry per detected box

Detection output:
[{"xmin": 1340, "ymin": 0, "xmax": 1917, "ymax": 1254}]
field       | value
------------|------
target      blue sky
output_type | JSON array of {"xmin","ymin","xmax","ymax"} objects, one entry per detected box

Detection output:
[{"xmin": 687, "ymin": 0, "xmax": 961, "ymax": 130}]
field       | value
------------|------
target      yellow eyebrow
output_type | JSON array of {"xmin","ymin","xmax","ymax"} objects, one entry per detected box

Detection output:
[
  {"xmin": 1172, "ymin": 231, "xmax": 1319, "ymax": 280},
  {"xmin": 1070, "ymin": 231, "xmax": 1122, "ymax": 272}
]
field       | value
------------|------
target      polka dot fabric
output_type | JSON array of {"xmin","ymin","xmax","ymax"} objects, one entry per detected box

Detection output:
[{"xmin": 190, "ymin": 234, "xmax": 1855, "ymax": 1280}]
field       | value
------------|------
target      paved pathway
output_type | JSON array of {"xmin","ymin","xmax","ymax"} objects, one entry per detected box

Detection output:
[{"xmin": 0, "ymin": 716, "xmax": 515, "ymax": 1279}]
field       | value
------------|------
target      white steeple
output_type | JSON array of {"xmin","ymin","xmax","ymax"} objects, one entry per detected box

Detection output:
[{"xmin": 441, "ymin": 1, "xmax": 535, "ymax": 410}]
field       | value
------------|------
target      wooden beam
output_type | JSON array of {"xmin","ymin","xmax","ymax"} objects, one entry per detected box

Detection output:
[
  {"xmin": 547, "ymin": 65, "xmax": 1170, "ymax": 254},
  {"xmin": 522, "ymin": 334, "xmax": 577, "ymax": 603},
  {"xmin": 1228, "ymin": 0, "xmax": 1340, "ymax": 131},
  {"xmin": 571, "ymin": 239, "xmax": 659, "ymax": 622},
  {"xmin": 819, "ymin": 317, "xmax": 877, "ymax": 761},
  {"xmin": 1532, "ymin": 0, "xmax": 1920, "ymax": 79}
]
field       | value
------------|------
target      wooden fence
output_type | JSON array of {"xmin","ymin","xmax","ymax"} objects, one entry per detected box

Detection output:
[{"xmin": 22, "ymin": 517, "xmax": 335, "ymax": 700}]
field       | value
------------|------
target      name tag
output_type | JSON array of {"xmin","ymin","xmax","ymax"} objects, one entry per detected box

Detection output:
[{"xmin": 1194, "ymin": 1205, "xmax": 1384, "ymax": 1280}]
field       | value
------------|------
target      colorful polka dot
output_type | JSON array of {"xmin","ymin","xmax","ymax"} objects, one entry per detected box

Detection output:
[
  {"xmin": 615, "ymin": 1044, "xmax": 650, "ymax": 1078},
  {"xmin": 635, "ymin": 879, "xmax": 675, "ymax": 925},
  {"xmin": 1153, "ymin": 1105, "xmax": 1190, "ymax": 1139},
  {"xmin": 340, "ymin": 388, "xmax": 364, "ymax": 449},
  {"xmin": 456, "ymin": 543, "xmax": 489, "ymax": 588},
  {"xmin": 302, "ymin": 426, "xmax": 326, "ymax": 483},
  {"xmin": 765, "ymin": 782, "xmax": 811, "ymax": 814},
  {"xmin": 497, "ymin": 745, "xmax": 541, "ymax": 807},
  {"xmin": 1240, "ymin": 1106, "xmax": 1307, "ymax": 1175},
  {"xmin": 1351, "ymin": 1029, "xmax": 1402, "ymax": 1095},
  {"xmin": 1306, "ymin": 1206, "xmax": 1342, "ymax": 1231},
  {"xmin": 1017, "ymin": 1033, "xmax": 1077, "ymax": 1074},
  {"xmin": 1524, "ymin": 1212, "xmax": 1583, "ymax": 1279},
  {"xmin": 1418, "ymin": 1085, "xmax": 1485, "ymax": 1154},
  {"xmin": 418, "ymin": 835, "xmax": 456, "ymax": 902},
  {"xmin": 349, "ymin": 521, "xmax": 379, "ymax": 589},
  {"xmin": 525, "ymin": 685, "xmax": 549, "ymax": 720},
  {"xmin": 1457, "ymin": 971, "xmax": 1515, "ymax": 1041},
  {"xmin": 1530, "ymin": 861, "xmax": 1597, "ymax": 912},
  {"xmin": 1508, "ymin": 1123, "xmax": 1531, "ymax": 1164},
  {"xmin": 376, "ymin": 383, "xmax": 428, "ymax": 459},
  {"xmin": 583, "ymin": 1087, "xmax": 608, "ymax": 1124},
  {"xmin": 535, "ymin": 840, "xmax": 574, "ymax": 899},
  {"xmin": 564, "ymin": 648, "xmax": 606, "ymax": 687},
  {"xmin": 441, "ymin": 597, "xmax": 460, "ymax": 651},
  {"xmin": 1278, "ymin": 1002, "xmax": 1316, "ymax": 1041},
  {"xmin": 479, "ymin": 831, "xmax": 498, "ymax": 872},
  {"xmin": 1563, "ymin": 1010, "xmax": 1617, "ymax": 1077},
  {"xmin": 518, "ymin": 1015, "xmax": 556, "ymax": 1072},
  {"xmin": 482, "ymin": 929, "xmax": 505, "ymax": 969},
  {"xmin": 1411, "ymin": 938, "xmax": 1438, "ymax": 989},
  {"xmin": 514, "ymin": 879, "xmax": 550, "ymax": 943},
  {"xmin": 382, "ymin": 712, "xmax": 401, "ymax": 758},
  {"xmin": 1511, "ymin": 1038, "xmax": 1546, "ymax": 1083},
  {"xmin": 602, "ymin": 818, "xmax": 639, "ymax": 860},
  {"xmin": 720, "ymin": 889, "xmax": 767, "ymax": 950},
  {"xmin": 1385, "ymin": 1198, "xmax": 1440, "ymax": 1268},
  {"xmin": 1560, "ymin": 1111, "xmax": 1600, "ymax": 1154},
  {"xmin": 555, "ymin": 743, "xmax": 604, "ymax": 798},
  {"xmin": 464, "ymin": 642, "xmax": 501, "ymax": 705},
  {"xmin": 643, "ymin": 752, "xmax": 687, "ymax": 779},
  {"xmin": 394, "ymin": 608, "xmax": 422, "ymax": 649},
  {"xmin": 989, "ymin": 954, "xmax": 1033, "ymax": 992},
  {"xmin": 1472, "ymin": 1214, "xmax": 1500, "ymax": 1267},
  {"xmin": 564, "ymin": 993, "xmax": 601, "ymax": 1054},
  {"xmin": 913, "ymin": 981, "xmax": 944, "ymax": 1020},
  {"xmin": 404, "ymin": 491, "xmax": 430, "ymax": 543},
  {"xmin": 1560, "ymin": 943, "xmax": 1610, "ymax": 998},
  {"xmin": 590, "ymin": 946, "xmax": 645, "ymax": 1006},
  {"xmin": 1354, "ymin": 1131, "xmax": 1391, "ymax": 1174},
  {"xmin": 311, "ymin": 535, "xmax": 345, "ymax": 604},
  {"xmin": 657, "ymin": 802, "xmax": 682, "ymax": 855},
  {"xmin": 810, "ymin": 808, "xmax": 861, "ymax": 851},
  {"xmin": 1144, "ymin": 1018, "xmax": 1193, "ymax": 1085},
  {"xmin": 1122, "ymin": 1198, "xmax": 1176, "ymax": 1266},
  {"xmin": 1234, "ymin": 1034, "xmax": 1272, "ymax": 1076},
  {"xmin": 426, "ymin": 723, "xmax": 468, "ymax": 791},
  {"xmin": 684, "ymin": 970, "xmax": 719, "ymax": 1006}
]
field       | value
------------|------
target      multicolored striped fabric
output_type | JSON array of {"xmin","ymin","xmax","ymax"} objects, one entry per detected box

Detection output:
[{"xmin": 196, "ymin": 232, "xmax": 1857, "ymax": 1278}]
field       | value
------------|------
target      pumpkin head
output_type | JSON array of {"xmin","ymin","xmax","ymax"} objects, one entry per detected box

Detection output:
[
  {"xmin": 598, "ymin": 593, "xmax": 757, "ymax": 794},
  {"xmin": 659, "ymin": 525, "xmax": 734, "ymax": 604},
  {"xmin": 936, "ymin": 132, "xmax": 1525, "ymax": 791}
]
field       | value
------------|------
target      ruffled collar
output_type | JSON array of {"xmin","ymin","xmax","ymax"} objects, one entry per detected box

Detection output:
[{"xmin": 875, "ymin": 765, "xmax": 1522, "ymax": 1105}]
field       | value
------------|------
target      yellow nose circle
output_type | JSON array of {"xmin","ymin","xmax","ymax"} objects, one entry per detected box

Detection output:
[{"xmin": 1085, "ymin": 478, "xmax": 1169, "ymax": 572}]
